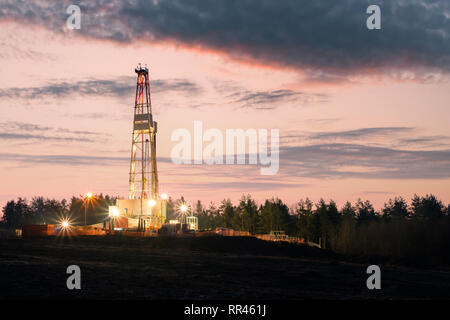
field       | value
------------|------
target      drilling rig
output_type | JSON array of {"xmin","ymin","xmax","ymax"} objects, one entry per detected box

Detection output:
[
  {"xmin": 109, "ymin": 64, "xmax": 166, "ymax": 230},
  {"xmin": 129, "ymin": 64, "xmax": 158, "ymax": 201}
]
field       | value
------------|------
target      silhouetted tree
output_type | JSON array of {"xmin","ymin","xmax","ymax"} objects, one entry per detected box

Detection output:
[
  {"xmin": 195, "ymin": 200, "xmax": 209, "ymax": 230},
  {"xmin": 30, "ymin": 197, "xmax": 46, "ymax": 224},
  {"xmin": 1, "ymin": 200, "xmax": 17, "ymax": 229},
  {"xmin": 237, "ymin": 194, "xmax": 259, "ymax": 234},
  {"xmin": 206, "ymin": 202, "xmax": 221, "ymax": 230},
  {"xmin": 260, "ymin": 198, "xmax": 291, "ymax": 234},
  {"xmin": 1, "ymin": 198, "xmax": 32, "ymax": 228},
  {"xmin": 219, "ymin": 199, "xmax": 236, "ymax": 228},
  {"xmin": 165, "ymin": 196, "xmax": 176, "ymax": 220},
  {"xmin": 356, "ymin": 199, "xmax": 378, "ymax": 224},
  {"xmin": 315, "ymin": 199, "xmax": 340, "ymax": 249},
  {"xmin": 383, "ymin": 196, "xmax": 409, "ymax": 220},
  {"xmin": 296, "ymin": 198, "xmax": 316, "ymax": 241},
  {"xmin": 335, "ymin": 201, "xmax": 357, "ymax": 253},
  {"xmin": 411, "ymin": 194, "xmax": 444, "ymax": 220}
]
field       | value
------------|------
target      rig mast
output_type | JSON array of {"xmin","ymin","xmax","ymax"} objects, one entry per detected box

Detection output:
[
  {"xmin": 129, "ymin": 64, "xmax": 159, "ymax": 201},
  {"xmin": 108, "ymin": 64, "xmax": 166, "ymax": 230}
]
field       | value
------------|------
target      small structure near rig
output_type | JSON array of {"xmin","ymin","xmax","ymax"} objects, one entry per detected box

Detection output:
[
  {"xmin": 109, "ymin": 65, "xmax": 166, "ymax": 230},
  {"xmin": 22, "ymin": 224, "xmax": 55, "ymax": 238},
  {"xmin": 185, "ymin": 215, "xmax": 199, "ymax": 231}
]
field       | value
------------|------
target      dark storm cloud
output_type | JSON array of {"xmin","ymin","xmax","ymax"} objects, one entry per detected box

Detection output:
[
  {"xmin": 0, "ymin": 78, "xmax": 200, "ymax": 100},
  {"xmin": 1, "ymin": 0, "xmax": 449, "ymax": 78}
]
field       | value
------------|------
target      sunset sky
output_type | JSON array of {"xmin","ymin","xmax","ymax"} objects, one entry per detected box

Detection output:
[{"xmin": 0, "ymin": 0, "xmax": 449, "ymax": 210}]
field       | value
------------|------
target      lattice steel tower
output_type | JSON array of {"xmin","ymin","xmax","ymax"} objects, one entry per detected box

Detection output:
[{"xmin": 129, "ymin": 64, "xmax": 159, "ymax": 201}]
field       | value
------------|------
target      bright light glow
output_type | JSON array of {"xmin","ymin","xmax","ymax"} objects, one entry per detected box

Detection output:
[
  {"xmin": 180, "ymin": 204, "xmax": 188, "ymax": 212},
  {"xmin": 161, "ymin": 193, "xmax": 168, "ymax": 200},
  {"xmin": 112, "ymin": 208, "xmax": 119, "ymax": 217},
  {"xmin": 61, "ymin": 220, "xmax": 70, "ymax": 229},
  {"xmin": 148, "ymin": 199, "xmax": 156, "ymax": 207},
  {"xmin": 109, "ymin": 206, "xmax": 120, "ymax": 217},
  {"xmin": 86, "ymin": 192, "xmax": 93, "ymax": 199}
]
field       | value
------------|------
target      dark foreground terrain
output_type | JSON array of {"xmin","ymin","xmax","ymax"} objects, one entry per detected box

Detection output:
[{"xmin": 1, "ymin": 235, "xmax": 449, "ymax": 299}]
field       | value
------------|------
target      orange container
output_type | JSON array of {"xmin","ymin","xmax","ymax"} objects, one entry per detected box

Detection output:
[{"xmin": 22, "ymin": 224, "xmax": 55, "ymax": 238}]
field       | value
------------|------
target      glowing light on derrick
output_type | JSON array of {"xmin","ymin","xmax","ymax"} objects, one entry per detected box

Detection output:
[
  {"xmin": 161, "ymin": 193, "xmax": 168, "ymax": 200},
  {"xmin": 180, "ymin": 204, "xmax": 188, "ymax": 213},
  {"xmin": 148, "ymin": 199, "xmax": 156, "ymax": 207}
]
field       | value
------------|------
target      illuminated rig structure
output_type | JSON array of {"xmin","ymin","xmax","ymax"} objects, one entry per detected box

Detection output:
[{"xmin": 109, "ymin": 64, "xmax": 167, "ymax": 230}]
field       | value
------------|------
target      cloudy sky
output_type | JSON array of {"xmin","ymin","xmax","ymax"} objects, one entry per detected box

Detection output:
[{"xmin": 0, "ymin": 0, "xmax": 449, "ymax": 209}]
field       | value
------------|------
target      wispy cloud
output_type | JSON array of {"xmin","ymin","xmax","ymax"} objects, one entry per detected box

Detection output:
[
  {"xmin": 166, "ymin": 181, "xmax": 306, "ymax": 191},
  {"xmin": 0, "ymin": 77, "xmax": 201, "ymax": 100},
  {"xmin": 361, "ymin": 191, "xmax": 394, "ymax": 195},
  {"xmin": 305, "ymin": 118, "xmax": 342, "ymax": 125},
  {"xmin": 1, "ymin": 141, "xmax": 450, "ymax": 181},
  {"xmin": 0, "ymin": 152, "xmax": 175, "ymax": 167},
  {"xmin": 0, "ymin": 121, "xmax": 108, "ymax": 143},
  {"xmin": 310, "ymin": 127, "xmax": 414, "ymax": 140},
  {"xmin": 0, "ymin": 153, "xmax": 128, "ymax": 166},
  {"xmin": 0, "ymin": 133, "xmax": 95, "ymax": 143},
  {"xmin": 398, "ymin": 135, "xmax": 450, "ymax": 149},
  {"xmin": 280, "ymin": 143, "xmax": 450, "ymax": 179},
  {"xmin": 230, "ymin": 89, "xmax": 328, "ymax": 109},
  {"xmin": 0, "ymin": 43, "xmax": 56, "ymax": 61},
  {"xmin": 212, "ymin": 81, "xmax": 328, "ymax": 109},
  {"xmin": 281, "ymin": 127, "xmax": 416, "ymax": 145}
]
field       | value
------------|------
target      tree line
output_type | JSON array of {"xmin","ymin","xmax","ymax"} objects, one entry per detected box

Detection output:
[
  {"xmin": 2, "ymin": 194, "xmax": 449, "ymax": 238},
  {"xmin": 182, "ymin": 194, "xmax": 450, "ymax": 265},
  {"xmin": 2, "ymin": 193, "xmax": 450, "ymax": 264},
  {"xmin": 0, "ymin": 194, "xmax": 116, "ymax": 229}
]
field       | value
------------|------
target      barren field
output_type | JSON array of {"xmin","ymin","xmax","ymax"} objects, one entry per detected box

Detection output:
[{"xmin": 1, "ymin": 236, "xmax": 449, "ymax": 299}]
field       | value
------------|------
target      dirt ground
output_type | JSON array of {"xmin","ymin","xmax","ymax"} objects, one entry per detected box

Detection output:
[{"xmin": 1, "ymin": 235, "xmax": 449, "ymax": 299}]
